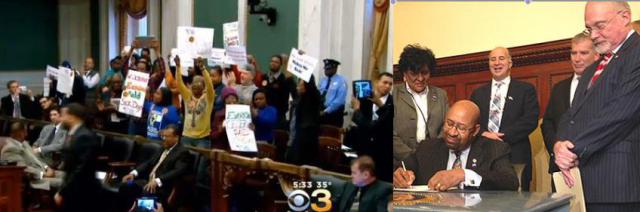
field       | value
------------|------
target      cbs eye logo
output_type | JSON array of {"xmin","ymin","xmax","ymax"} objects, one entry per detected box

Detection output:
[{"xmin": 288, "ymin": 189, "xmax": 332, "ymax": 211}]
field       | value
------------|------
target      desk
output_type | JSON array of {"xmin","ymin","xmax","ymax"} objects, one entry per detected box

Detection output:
[
  {"xmin": 393, "ymin": 191, "xmax": 572, "ymax": 212},
  {"xmin": 0, "ymin": 166, "xmax": 25, "ymax": 212}
]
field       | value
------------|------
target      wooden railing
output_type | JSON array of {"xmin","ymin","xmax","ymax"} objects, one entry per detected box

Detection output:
[{"xmin": 1, "ymin": 116, "xmax": 352, "ymax": 211}]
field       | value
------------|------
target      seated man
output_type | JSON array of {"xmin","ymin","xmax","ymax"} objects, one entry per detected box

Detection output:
[
  {"xmin": 311, "ymin": 156, "xmax": 392, "ymax": 212},
  {"xmin": 1, "ymin": 122, "xmax": 64, "ymax": 191},
  {"xmin": 393, "ymin": 100, "xmax": 518, "ymax": 191},
  {"xmin": 32, "ymin": 106, "xmax": 67, "ymax": 166},
  {"xmin": 119, "ymin": 124, "xmax": 192, "ymax": 211}
]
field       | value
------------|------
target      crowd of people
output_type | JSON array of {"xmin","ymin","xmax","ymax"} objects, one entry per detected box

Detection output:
[{"xmin": 0, "ymin": 40, "xmax": 394, "ymax": 210}]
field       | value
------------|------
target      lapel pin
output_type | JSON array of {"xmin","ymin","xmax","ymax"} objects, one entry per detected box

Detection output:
[
  {"xmin": 472, "ymin": 158, "xmax": 477, "ymax": 168},
  {"xmin": 508, "ymin": 96, "xmax": 514, "ymax": 101},
  {"xmin": 432, "ymin": 95, "xmax": 437, "ymax": 102}
]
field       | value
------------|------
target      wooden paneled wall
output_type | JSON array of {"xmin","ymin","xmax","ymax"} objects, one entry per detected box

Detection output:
[{"xmin": 394, "ymin": 38, "xmax": 575, "ymax": 116}]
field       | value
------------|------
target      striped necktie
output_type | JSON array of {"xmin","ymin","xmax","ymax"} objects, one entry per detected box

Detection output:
[
  {"xmin": 488, "ymin": 82, "xmax": 504, "ymax": 132},
  {"xmin": 588, "ymin": 53, "xmax": 613, "ymax": 88}
]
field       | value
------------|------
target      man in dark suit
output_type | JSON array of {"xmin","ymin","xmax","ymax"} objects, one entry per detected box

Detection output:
[
  {"xmin": 541, "ymin": 33, "xmax": 599, "ymax": 178},
  {"xmin": 394, "ymin": 100, "xmax": 518, "ymax": 191},
  {"xmin": 554, "ymin": 2, "xmax": 640, "ymax": 211},
  {"xmin": 119, "ymin": 124, "xmax": 193, "ymax": 211},
  {"xmin": 1, "ymin": 80, "xmax": 38, "ymax": 119},
  {"xmin": 54, "ymin": 103, "xmax": 103, "ymax": 211},
  {"xmin": 312, "ymin": 156, "xmax": 391, "ymax": 212},
  {"xmin": 350, "ymin": 72, "xmax": 394, "ymax": 182},
  {"xmin": 470, "ymin": 47, "xmax": 539, "ymax": 191}
]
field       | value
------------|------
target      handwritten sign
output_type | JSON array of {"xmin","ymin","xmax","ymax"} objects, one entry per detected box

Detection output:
[
  {"xmin": 225, "ymin": 45, "xmax": 247, "ymax": 65},
  {"xmin": 56, "ymin": 66, "xmax": 74, "ymax": 95},
  {"xmin": 208, "ymin": 48, "xmax": 227, "ymax": 66},
  {"xmin": 177, "ymin": 26, "xmax": 214, "ymax": 67},
  {"xmin": 46, "ymin": 65, "xmax": 59, "ymax": 78},
  {"xmin": 287, "ymin": 48, "xmax": 318, "ymax": 82},
  {"xmin": 223, "ymin": 21, "xmax": 240, "ymax": 47},
  {"xmin": 43, "ymin": 78, "xmax": 51, "ymax": 97},
  {"xmin": 118, "ymin": 70, "xmax": 149, "ymax": 117},
  {"xmin": 225, "ymin": 104, "xmax": 257, "ymax": 152}
]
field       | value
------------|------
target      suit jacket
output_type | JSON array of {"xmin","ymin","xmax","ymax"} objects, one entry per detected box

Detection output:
[
  {"xmin": 310, "ymin": 175, "xmax": 392, "ymax": 212},
  {"xmin": 59, "ymin": 124, "xmax": 102, "ymax": 200},
  {"xmin": 0, "ymin": 137, "xmax": 58, "ymax": 190},
  {"xmin": 393, "ymin": 84, "xmax": 448, "ymax": 164},
  {"xmin": 350, "ymin": 96, "xmax": 393, "ymax": 181},
  {"xmin": 1, "ymin": 93, "xmax": 39, "ymax": 119},
  {"xmin": 470, "ymin": 79, "xmax": 539, "ymax": 163},
  {"xmin": 556, "ymin": 32, "xmax": 640, "ymax": 203},
  {"xmin": 403, "ymin": 137, "xmax": 519, "ymax": 191},
  {"xmin": 540, "ymin": 77, "xmax": 572, "ymax": 172},
  {"xmin": 34, "ymin": 124, "xmax": 67, "ymax": 160},
  {"xmin": 134, "ymin": 144, "xmax": 192, "ymax": 195}
]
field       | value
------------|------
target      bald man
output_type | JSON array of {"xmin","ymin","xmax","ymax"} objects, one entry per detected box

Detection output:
[
  {"xmin": 554, "ymin": 2, "xmax": 640, "ymax": 210},
  {"xmin": 470, "ymin": 47, "xmax": 539, "ymax": 191},
  {"xmin": 393, "ymin": 100, "xmax": 518, "ymax": 191}
]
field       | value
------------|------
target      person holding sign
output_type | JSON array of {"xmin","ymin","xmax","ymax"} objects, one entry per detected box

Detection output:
[
  {"xmin": 286, "ymin": 76, "xmax": 321, "ymax": 166},
  {"xmin": 144, "ymin": 87, "xmax": 181, "ymax": 141},
  {"xmin": 318, "ymin": 59, "xmax": 348, "ymax": 128},
  {"xmin": 175, "ymin": 56, "xmax": 215, "ymax": 188},
  {"xmin": 97, "ymin": 74, "xmax": 129, "ymax": 134},
  {"xmin": 211, "ymin": 87, "xmax": 239, "ymax": 150},
  {"xmin": 251, "ymin": 89, "xmax": 277, "ymax": 143}
]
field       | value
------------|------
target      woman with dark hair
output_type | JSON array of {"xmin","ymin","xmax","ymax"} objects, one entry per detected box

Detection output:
[
  {"xmin": 97, "ymin": 74, "xmax": 129, "ymax": 134},
  {"xmin": 211, "ymin": 87, "xmax": 239, "ymax": 150},
  {"xmin": 286, "ymin": 76, "xmax": 321, "ymax": 165},
  {"xmin": 251, "ymin": 88, "xmax": 278, "ymax": 143},
  {"xmin": 144, "ymin": 87, "xmax": 181, "ymax": 141}
]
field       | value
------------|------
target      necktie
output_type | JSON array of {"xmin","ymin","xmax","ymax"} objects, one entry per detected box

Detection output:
[
  {"xmin": 149, "ymin": 150, "xmax": 170, "ymax": 181},
  {"xmin": 452, "ymin": 151, "xmax": 462, "ymax": 170},
  {"xmin": 13, "ymin": 96, "xmax": 21, "ymax": 118},
  {"xmin": 589, "ymin": 53, "xmax": 613, "ymax": 88},
  {"xmin": 488, "ymin": 82, "xmax": 504, "ymax": 132},
  {"xmin": 322, "ymin": 76, "xmax": 332, "ymax": 97},
  {"xmin": 354, "ymin": 188, "xmax": 361, "ymax": 203}
]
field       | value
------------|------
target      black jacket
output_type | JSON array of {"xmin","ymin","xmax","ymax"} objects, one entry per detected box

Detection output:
[
  {"xmin": 470, "ymin": 79, "xmax": 539, "ymax": 164},
  {"xmin": 403, "ymin": 137, "xmax": 519, "ymax": 191},
  {"xmin": 135, "ymin": 144, "xmax": 193, "ymax": 196}
]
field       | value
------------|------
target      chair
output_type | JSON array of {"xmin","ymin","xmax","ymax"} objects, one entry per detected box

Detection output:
[
  {"xmin": 256, "ymin": 141, "xmax": 277, "ymax": 160},
  {"xmin": 272, "ymin": 130, "xmax": 289, "ymax": 161},
  {"xmin": 319, "ymin": 125, "xmax": 342, "ymax": 140},
  {"xmin": 100, "ymin": 137, "xmax": 136, "ymax": 184},
  {"xmin": 318, "ymin": 136, "xmax": 345, "ymax": 173}
]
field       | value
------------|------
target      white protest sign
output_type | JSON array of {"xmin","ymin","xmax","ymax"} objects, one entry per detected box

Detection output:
[
  {"xmin": 43, "ymin": 78, "xmax": 51, "ymax": 97},
  {"xmin": 177, "ymin": 26, "xmax": 214, "ymax": 68},
  {"xmin": 208, "ymin": 48, "xmax": 226, "ymax": 66},
  {"xmin": 223, "ymin": 21, "xmax": 240, "ymax": 47},
  {"xmin": 56, "ymin": 66, "xmax": 74, "ymax": 95},
  {"xmin": 46, "ymin": 65, "xmax": 58, "ymax": 78},
  {"xmin": 225, "ymin": 104, "xmax": 257, "ymax": 152},
  {"xmin": 118, "ymin": 70, "xmax": 149, "ymax": 117},
  {"xmin": 287, "ymin": 48, "xmax": 319, "ymax": 82},
  {"xmin": 225, "ymin": 45, "xmax": 247, "ymax": 65}
]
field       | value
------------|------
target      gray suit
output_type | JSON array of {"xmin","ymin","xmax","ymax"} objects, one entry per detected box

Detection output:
[
  {"xmin": 393, "ymin": 83, "xmax": 448, "ymax": 164},
  {"xmin": 1, "ymin": 138, "xmax": 64, "ymax": 190},
  {"xmin": 33, "ymin": 124, "xmax": 67, "ymax": 165}
]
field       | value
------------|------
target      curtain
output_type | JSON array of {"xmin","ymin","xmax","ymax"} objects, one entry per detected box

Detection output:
[{"xmin": 366, "ymin": 0, "xmax": 390, "ymax": 80}]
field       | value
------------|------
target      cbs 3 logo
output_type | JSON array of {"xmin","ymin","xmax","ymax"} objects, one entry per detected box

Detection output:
[{"xmin": 288, "ymin": 189, "xmax": 332, "ymax": 211}]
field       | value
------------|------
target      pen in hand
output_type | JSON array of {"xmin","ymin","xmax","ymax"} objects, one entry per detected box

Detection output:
[{"xmin": 401, "ymin": 161, "xmax": 412, "ymax": 189}]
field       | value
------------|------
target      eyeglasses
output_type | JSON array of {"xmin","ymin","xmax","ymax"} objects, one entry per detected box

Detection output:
[
  {"xmin": 444, "ymin": 120, "xmax": 473, "ymax": 133},
  {"xmin": 583, "ymin": 10, "xmax": 623, "ymax": 36}
]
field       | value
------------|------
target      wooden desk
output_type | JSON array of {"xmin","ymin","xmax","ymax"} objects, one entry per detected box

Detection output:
[{"xmin": 0, "ymin": 166, "xmax": 25, "ymax": 212}]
